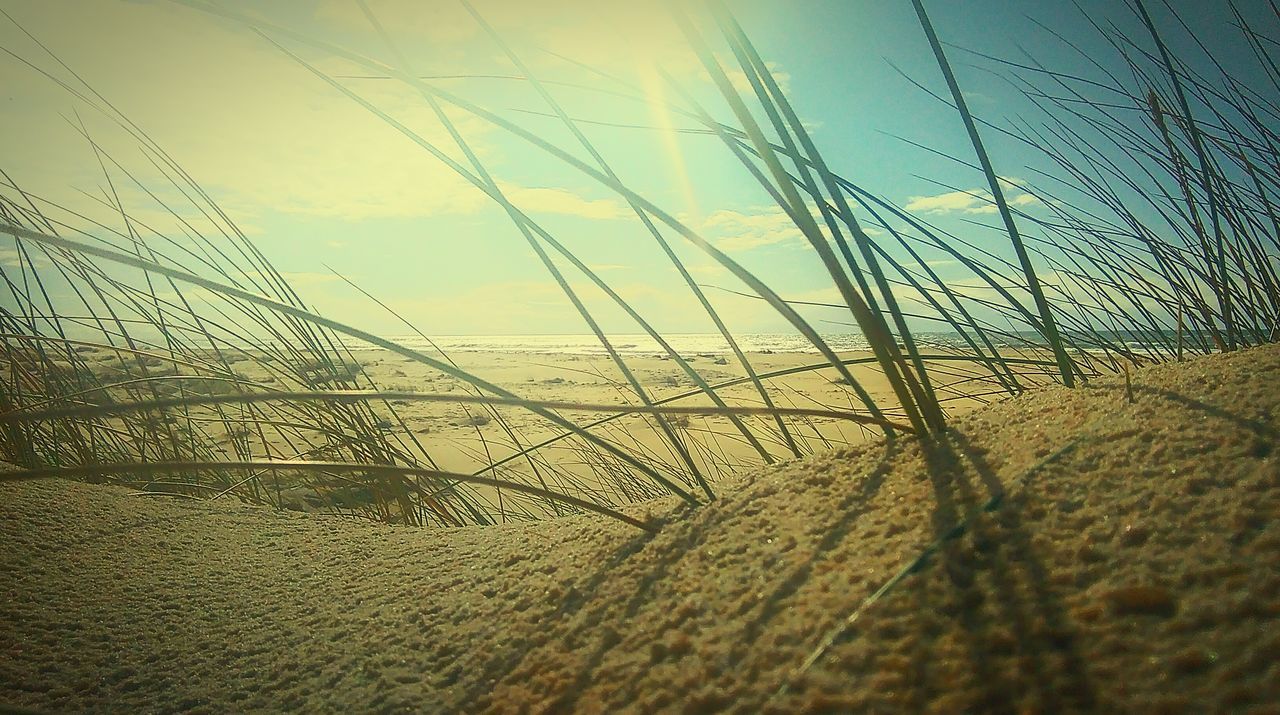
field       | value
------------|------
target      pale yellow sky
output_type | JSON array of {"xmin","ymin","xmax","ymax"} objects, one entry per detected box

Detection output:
[
  {"xmin": 3, "ymin": 0, "xmax": 1170, "ymax": 338},
  {"xmin": 2, "ymin": 0, "xmax": 838, "ymax": 336}
]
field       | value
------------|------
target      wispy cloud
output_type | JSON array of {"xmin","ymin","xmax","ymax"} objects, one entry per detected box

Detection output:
[
  {"xmin": 905, "ymin": 178, "xmax": 1041, "ymax": 215},
  {"xmin": 499, "ymin": 184, "xmax": 626, "ymax": 220},
  {"xmin": 699, "ymin": 205, "xmax": 805, "ymax": 252},
  {"xmin": 719, "ymin": 59, "xmax": 792, "ymax": 96},
  {"xmin": 0, "ymin": 245, "xmax": 52, "ymax": 269},
  {"xmin": 685, "ymin": 261, "xmax": 729, "ymax": 278},
  {"xmin": 693, "ymin": 203, "xmax": 891, "ymax": 253}
]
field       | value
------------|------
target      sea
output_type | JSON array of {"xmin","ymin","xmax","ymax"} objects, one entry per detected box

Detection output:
[
  {"xmin": 375, "ymin": 333, "xmax": 880, "ymax": 356},
  {"xmin": 334, "ymin": 330, "xmax": 1184, "ymax": 356}
]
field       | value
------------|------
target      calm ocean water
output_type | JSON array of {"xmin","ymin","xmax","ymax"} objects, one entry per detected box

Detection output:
[
  {"xmin": 333, "ymin": 330, "xmax": 1186, "ymax": 356},
  {"xmin": 371, "ymin": 333, "xmax": 878, "ymax": 355}
]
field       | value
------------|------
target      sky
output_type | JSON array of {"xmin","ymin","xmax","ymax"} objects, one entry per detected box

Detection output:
[{"xmin": 1, "ymin": 0, "xmax": 1276, "ymax": 337}]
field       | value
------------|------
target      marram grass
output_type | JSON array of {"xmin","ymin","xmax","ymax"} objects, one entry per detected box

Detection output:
[{"xmin": 1, "ymin": 1, "xmax": 1277, "ymax": 529}]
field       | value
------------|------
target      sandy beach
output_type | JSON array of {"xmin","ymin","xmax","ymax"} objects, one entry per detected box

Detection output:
[
  {"xmin": 2, "ymin": 344, "xmax": 1276, "ymax": 713},
  {"xmin": 292, "ymin": 347, "xmax": 1051, "ymax": 511},
  {"xmin": 5, "ymin": 1, "xmax": 1279, "ymax": 712},
  {"xmin": 60, "ymin": 344, "xmax": 1044, "ymax": 520}
]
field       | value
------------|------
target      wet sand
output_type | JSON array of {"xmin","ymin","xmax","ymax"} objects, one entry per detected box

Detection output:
[{"xmin": 2, "ymin": 345, "xmax": 1277, "ymax": 713}]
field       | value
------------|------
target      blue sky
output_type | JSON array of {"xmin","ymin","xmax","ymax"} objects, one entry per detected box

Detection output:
[{"xmin": 2, "ymin": 0, "xmax": 1275, "ymax": 336}]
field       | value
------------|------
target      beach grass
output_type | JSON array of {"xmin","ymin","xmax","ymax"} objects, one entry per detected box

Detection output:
[{"xmin": 1, "ymin": 0, "xmax": 1278, "ymax": 532}]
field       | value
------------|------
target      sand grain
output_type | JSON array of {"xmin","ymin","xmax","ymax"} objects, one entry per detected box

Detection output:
[{"xmin": 2, "ymin": 346, "xmax": 1278, "ymax": 713}]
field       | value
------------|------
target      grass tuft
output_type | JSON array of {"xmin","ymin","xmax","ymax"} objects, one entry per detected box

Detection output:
[{"xmin": 1, "ymin": 1, "xmax": 1276, "ymax": 529}]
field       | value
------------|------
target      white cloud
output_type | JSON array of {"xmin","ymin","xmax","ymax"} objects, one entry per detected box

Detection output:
[
  {"xmin": 905, "ymin": 190, "xmax": 988, "ymax": 214},
  {"xmin": 684, "ymin": 262, "xmax": 729, "ymax": 278},
  {"xmin": 722, "ymin": 60, "xmax": 792, "ymax": 97},
  {"xmin": 0, "ymin": 245, "xmax": 53, "ymax": 270},
  {"xmin": 905, "ymin": 178, "xmax": 1041, "ymax": 215},
  {"xmin": 699, "ymin": 205, "xmax": 805, "ymax": 252},
  {"xmin": 692, "ymin": 203, "xmax": 896, "ymax": 253},
  {"xmin": 498, "ymin": 184, "xmax": 626, "ymax": 220}
]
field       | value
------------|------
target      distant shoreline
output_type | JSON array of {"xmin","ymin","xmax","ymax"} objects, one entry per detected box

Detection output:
[{"xmin": 314, "ymin": 330, "xmax": 1202, "ymax": 357}]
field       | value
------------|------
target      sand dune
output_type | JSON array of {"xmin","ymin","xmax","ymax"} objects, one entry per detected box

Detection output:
[{"xmin": 2, "ymin": 345, "xmax": 1277, "ymax": 713}]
